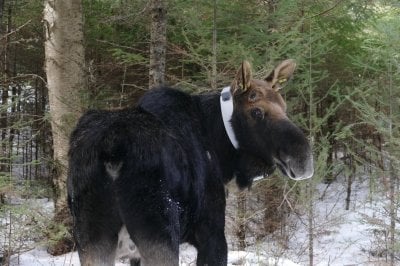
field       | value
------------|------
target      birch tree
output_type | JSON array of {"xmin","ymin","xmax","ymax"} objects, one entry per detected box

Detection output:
[{"xmin": 43, "ymin": 0, "xmax": 87, "ymax": 254}]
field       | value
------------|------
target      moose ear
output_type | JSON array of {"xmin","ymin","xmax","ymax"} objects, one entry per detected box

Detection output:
[
  {"xmin": 232, "ymin": 61, "xmax": 252, "ymax": 95},
  {"xmin": 265, "ymin": 59, "xmax": 296, "ymax": 91}
]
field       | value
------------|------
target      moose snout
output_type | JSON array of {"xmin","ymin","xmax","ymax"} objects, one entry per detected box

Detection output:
[
  {"xmin": 271, "ymin": 120, "xmax": 314, "ymax": 180},
  {"xmin": 289, "ymin": 154, "xmax": 314, "ymax": 180},
  {"xmin": 276, "ymin": 150, "xmax": 314, "ymax": 180}
]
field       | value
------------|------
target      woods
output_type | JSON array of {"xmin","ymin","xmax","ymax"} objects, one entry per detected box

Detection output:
[{"xmin": 0, "ymin": 0, "xmax": 399, "ymax": 265}]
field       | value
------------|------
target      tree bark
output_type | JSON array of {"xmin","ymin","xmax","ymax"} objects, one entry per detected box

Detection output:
[
  {"xmin": 211, "ymin": 0, "xmax": 217, "ymax": 90},
  {"xmin": 149, "ymin": 0, "xmax": 167, "ymax": 88},
  {"xmin": 0, "ymin": 2, "xmax": 10, "ymax": 173},
  {"xmin": 43, "ymin": 0, "xmax": 87, "ymax": 254},
  {"xmin": 0, "ymin": 0, "xmax": 4, "ymax": 25},
  {"xmin": 387, "ymin": 62, "xmax": 396, "ymax": 266},
  {"xmin": 237, "ymin": 190, "xmax": 247, "ymax": 250}
]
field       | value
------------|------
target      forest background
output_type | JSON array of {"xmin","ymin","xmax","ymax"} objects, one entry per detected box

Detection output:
[{"xmin": 0, "ymin": 0, "xmax": 400, "ymax": 265}]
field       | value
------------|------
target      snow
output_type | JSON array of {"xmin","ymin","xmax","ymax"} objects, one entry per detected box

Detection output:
[
  {"xmin": 9, "ymin": 246, "xmax": 300, "ymax": 266},
  {"xmin": 3, "ymin": 175, "xmax": 398, "ymax": 265}
]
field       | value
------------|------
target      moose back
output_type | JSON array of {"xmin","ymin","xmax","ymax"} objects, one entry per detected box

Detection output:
[{"xmin": 67, "ymin": 60, "xmax": 313, "ymax": 266}]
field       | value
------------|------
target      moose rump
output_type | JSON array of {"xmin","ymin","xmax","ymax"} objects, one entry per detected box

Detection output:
[
  {"xmin": 67, "ymin": 59, "xmax": 313, "ymax": 266},
  {"xmin": 68, "ymin": 107, "xmax": 226, "ymax": 266}
]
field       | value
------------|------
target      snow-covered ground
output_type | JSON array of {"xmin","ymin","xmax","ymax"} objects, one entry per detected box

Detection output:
[
  {"xmin": 2, "ymin": 175, "xmax": 397, "ymax": 265},
  {"xmin": 9, "ymin": 245, "xmax": 300, "ymax": 266}
]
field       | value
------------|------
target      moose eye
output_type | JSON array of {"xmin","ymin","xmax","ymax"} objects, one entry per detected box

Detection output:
[
  {"xmin": 248, "ymin": 92, "xmax": 258, "ymax": 102},
  {"xmin": 250, "ymin": 108, "xmax": 264, "ymax": 121}
]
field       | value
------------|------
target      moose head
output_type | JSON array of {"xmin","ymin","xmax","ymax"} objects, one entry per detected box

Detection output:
[{"xmin": 227, "ymin": 60, "xmax": 314, "ymax": 185}]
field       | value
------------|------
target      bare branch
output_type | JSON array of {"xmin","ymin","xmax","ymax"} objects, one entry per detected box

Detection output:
[{"xmin": 0, "ymin": 20, "xmax": 31, "ymax": 41}]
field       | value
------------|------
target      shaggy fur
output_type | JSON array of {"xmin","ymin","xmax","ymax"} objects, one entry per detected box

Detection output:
[{"xmin": 68, "ymin": 61, "xmax": 313, "ymax": 266}]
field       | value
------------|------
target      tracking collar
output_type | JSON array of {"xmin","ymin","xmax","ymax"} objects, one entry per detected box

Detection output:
[{"xmin": 220, "ymin": 87, "xmax": 239, "ymax": 149}]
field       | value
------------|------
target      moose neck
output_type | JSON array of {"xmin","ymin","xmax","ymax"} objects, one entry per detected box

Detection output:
[{"xmin": 194, "ymin": 90, "xmax": 239, "ymax": 183}]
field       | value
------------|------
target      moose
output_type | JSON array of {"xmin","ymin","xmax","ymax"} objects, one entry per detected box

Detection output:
[{"xmin": 67, "ymin": 59, "xmax": 313, "ymax": 266}]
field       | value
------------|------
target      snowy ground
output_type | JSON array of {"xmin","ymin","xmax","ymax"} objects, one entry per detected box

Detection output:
[
  {"xmin": 2, "ymin": 175, "xmax": 397, "ymax": 265},
  {"xmin": 291, "ymin": 176, "xmax": 394, "ymax": 266},
  {"xmin": 9, "ymin": 245, "xmax": 300, "ymax": 266}
]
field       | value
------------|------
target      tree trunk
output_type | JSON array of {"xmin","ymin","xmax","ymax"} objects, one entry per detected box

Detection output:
[
  {"xmin": 345, "ymin": 155, "xmax": 354, "ymax": 211},
  {"xmin": 149, "ymin": 0, "xmax": 167, "ymax": 88},
  {"xmin": 237, "ymin": 190, "xmax": 247, "ymax": 250},
  {"xmin": 43, "ymin": 0, "xmax": 87, "ymax": 255},
  {"xmin": 387, "ymin": 62, "xmax": 397, "ymax": 266},
  {"xmin": 0, "ymin": 2, "xmax": 11, "ymax": 173},
  {"xmin": 388, "ymin": 160, "xmax": 397, "ymax": 265},
  {"xmin": 211, "ymin": 0, "xmax": 217, "ymax": 90}
]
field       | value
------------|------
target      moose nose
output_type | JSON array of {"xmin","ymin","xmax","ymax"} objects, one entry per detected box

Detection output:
[
  {"xmin": 276, "ymin": 152, "xmax": 314, "ymax": 180},
  {"xmin": 287, "ymin": 154, "xmax": 314, "ymax": 180}
]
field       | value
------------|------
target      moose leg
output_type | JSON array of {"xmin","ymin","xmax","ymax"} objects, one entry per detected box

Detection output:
[
  {"xmin": 78, "ymin": 239, "xmax": 117, "ymax": 266},
  {"xmin": 74, "ymin": 209, "xmax": 121, "ymax": 265},
  {"xmin": 115, "ymin": 180, "xmax": 180, "ymax": 266},
  {"xmin": 192, "ymin": 180, "xmax": 228, "ymax": 266},
  {"xmin": 130, "ymin": 258, "xmax": 141, "ymax": 266},
  {"xmin": 70, "ymin": 186, "xmax": 121, "ymax": 266},
  {"xmin": 194, "ymin": 228, "xmax": 227, "ymax": 266},
  {"xmin": 134, "ymin": 241, "xmax": 178, "ymax": 266},
  {"xmin": 119, "ymin": 206, "xmax": 179, "ymax": 266}
]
